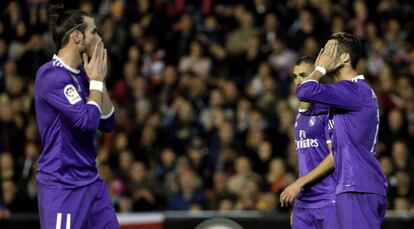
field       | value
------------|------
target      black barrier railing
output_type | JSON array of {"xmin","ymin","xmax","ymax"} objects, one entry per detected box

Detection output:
[{"xmin": 1, "ymin": 211, "xmax": 414, "ymax": 229}]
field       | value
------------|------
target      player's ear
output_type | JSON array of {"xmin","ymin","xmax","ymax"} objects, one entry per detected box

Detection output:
[
  {"xmin": 73, "ymin": 30, "xmax": 83, "ymax": 44},
  {"xmin": 340, "ymin": 53, "xmax": 350, "ymax": 66}
]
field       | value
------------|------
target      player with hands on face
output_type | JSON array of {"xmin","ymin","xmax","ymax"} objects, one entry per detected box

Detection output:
[
  {"xmin": 34, "ymin": 4, "xmax": 118, "ymax": 229},
  {"xmin": 296, "ymin": 32, "xmax": 387, "ymax": 229}
]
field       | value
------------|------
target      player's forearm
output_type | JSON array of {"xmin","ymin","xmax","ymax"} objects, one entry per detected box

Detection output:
[
  {"xmin": 295, "ymin": 70, "xmax": 324, "ymax": 103},
  {"xmin": 301, "ymin": 68, "xmax": 324, "ymax": 83},
  {"xmin": 296, "ymin": 152, "xmax": 334, "ymax": 187},
  {"xmin": 87, "ymin": 90, "xmax": 103, "ymax": 110},
  {"xmin": 101, "ymin": 86, "xmax": 114, "ymax": 116}
]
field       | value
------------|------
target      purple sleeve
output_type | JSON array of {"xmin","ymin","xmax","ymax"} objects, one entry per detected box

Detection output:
[
  {"xmin": 43, "ymin": 69, "xmax": 101, "ymax": 132},
  {"xmin": 300, "ymin": 103, "xmax": 330, "ymax": 116},
  {"xmin": 99, "ymin": 108, "xmax": 115, "ymax": 132},
  {"xmin": 296, "ymin": 80, "xmax": 362, "ymax": 110}
]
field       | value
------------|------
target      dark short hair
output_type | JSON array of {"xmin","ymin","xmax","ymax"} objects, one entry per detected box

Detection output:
[
  {"xmin": 47, "ymin": 4, "xmax": 90, "ymax": 50},
  {"xmin": 328, "ymin": 32, "xmax": 361, "ymax": 68},
  {"xmin": 295, "ymin": 56, "xmax": 315, "ymax": 66}
]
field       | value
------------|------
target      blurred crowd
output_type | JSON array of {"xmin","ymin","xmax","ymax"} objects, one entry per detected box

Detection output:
[{"xmin": 0, "ymin": 0, "xmax": 413, "ymax": 217}]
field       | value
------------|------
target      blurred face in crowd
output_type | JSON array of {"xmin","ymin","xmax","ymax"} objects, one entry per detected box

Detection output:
[
  {"xmin": 235, "ymin": 157, "xmax": 251, "ymax": 176},
  {"xmin": 395, "ymin": 171, "xmax": 411, "ymax": 195},
  {"xmin": 180, "ymin": 171, "xmax": 198, "ymax": 193},
  {"xmin": 179, "ymin": 14, "xmax": 193, "ymax": 32},
  {"xmin": 204, "ymin": 16, "xmax": 217, "ymax": 30},
  {"xmin": 388, "ymin": 109, "xmax": 403, "ymax": 132},
  {"xmin": 190, "ymin": 42, "xmax": 203, "ymax": 58},
  {"xmin": 258, "ymin": 141, "xmax": 272, "ymax": 162},
  {"xmin": 163, "ymin": 65, "xmax": 177, "ymax": 86},
  {"xmin": 129, "ymin": 22, "xmax": 143, "ymax": 40},
  {"xmin": 391, "ymin": 141, "xmax": 408, "ymax": 170},
  {"xmin": 129, "ymin": 161, "xmax": 146, "ymax": 183},
  {"xmin": 258, "ymin": 62, "xmax": 271, "ymax": 77},
  {"xmin": 118, "ymin": 196, "xmax": 133, "ymax": 213},
  {"xmin": 303, "ymin": 37, "xmax": 318, "ymax": 56},
  {"xmin": 394, "ymin": 197, "xmax": 411, "ymax": 211},
  {"xmin": 2, "ymin": 179, "xmax": 16, "ymax": 204},
  {"xmin": 141, "ymin": 125, "xmax": 156, "ymax": 146},
  {"xmin": 119, "ymin": 150, "xmax": 133, "ymax": 172},
  {"xmin": 0, "ymin": 153, "xmax": 14, "ymax": 171},
  {"xmin": 209, "ymin": 89, "xmax": 223, "ymax": 107},
  {"xmin": 213, "ymin": 171, "xmax": 228, "ymax": 192},
  {"xmin": 396, "ymin": 76, "xmax": 414, "ymax": 100},
  {"xmin": 128, "ymin": 45, "xmax": 140, "ymax": 63},
  {"xmin": 0, "ymin": 39, "xmax": 7, "ymax": 57},
  {"xmin": 178, "ymin": 101, "xmax": 193, "ymax": 124},
  {"xmin": 247, "ymin": 129, "xmax": 265, "ymax": 149},
  {"xmin": 114, "ymin": 133, "xmax": 128, "ymax": 151},
  {"xmin": 161, "ymin": 148, "xmax": 176, "ymax": 167},
  {"xmin": 219, "ymin": 122, "xmax": 234, "ymax": 144},
  {"xmin": 187, "ymin": 147, "xmax": 203, "ymax": 166},
  {"xmin": 218, "ymin": 199, "xmax": 234, "ymax": 212},
  {"xmin": 379, "ymin": 156, "xmax": 394, "ymax": 176},
  {"xmin": 268, "ymin": 158, "xmax": 286, "ymax": 178},
  {"xmin": 264, "ymin": 13, "xmax": 278, "ymax": 31}
]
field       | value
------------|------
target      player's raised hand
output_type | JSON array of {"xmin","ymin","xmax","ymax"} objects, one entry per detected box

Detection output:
[
  {"xmin": 280, "ymin": 180, "xmax": 303, "ymax": 207},
  {"xmin": 83, "ymin": 41, "xmax": 108, "ymax": 82},
  {"xmin": 315, "ymin": 40, "xmax": 344, "ymax": 73}
]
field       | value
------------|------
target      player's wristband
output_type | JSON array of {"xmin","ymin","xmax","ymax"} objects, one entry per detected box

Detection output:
[
  {"xmin": 315, "ymin": 66, "xmax": 327, "ymax": 76},
  {"xmin": 89, "ymin": 80, "xmax": 103, "ymax": 92}
]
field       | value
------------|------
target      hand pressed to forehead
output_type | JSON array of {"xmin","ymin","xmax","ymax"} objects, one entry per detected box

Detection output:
[{"xmin": 315, "ymin": 40, "xmax": 343, "ymax": 73}]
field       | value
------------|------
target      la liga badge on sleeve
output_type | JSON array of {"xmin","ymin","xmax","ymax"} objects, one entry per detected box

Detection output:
[{"xmin": 64, "ymin": 84, "xmax": 82, "ymax": 104}]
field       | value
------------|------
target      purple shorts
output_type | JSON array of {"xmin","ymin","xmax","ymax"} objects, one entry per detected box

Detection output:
[
  {"xmin": 336, "ymin": 192, "xmax": 386, "ymax": 229},
  {"xmin": 292, "ymin": 201, "xmax": 336, "ymax": 229},
  {"xmin": 37, "ymin": 178, "xmax": 119, "ymax": 229}
]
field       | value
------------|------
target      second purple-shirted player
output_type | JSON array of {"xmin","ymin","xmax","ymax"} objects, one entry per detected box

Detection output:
[
  {"xmin": 293, "ymin": 111, "xmax": 336, "ymax": 229},
  {"xmin": 281, "ymin": 57, "xmax": 337, "ymax": 229}
]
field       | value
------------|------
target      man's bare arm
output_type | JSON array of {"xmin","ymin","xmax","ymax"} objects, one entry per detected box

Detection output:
[{"xmin": 280, "ymin": 145, "xmax": 334, "ymax": 207}]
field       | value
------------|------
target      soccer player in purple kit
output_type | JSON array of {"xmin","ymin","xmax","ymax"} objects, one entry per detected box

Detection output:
[
  {"xmin": 34, "ymin": 4, "xmax": 119, "ymax": 229},
  {"xmin": 296, "ymin": 32, "xmax": 388, "ymax": 229},
  {"xmin": 279, "ymin": 56, "xmax": 336, "ymax": 229}
]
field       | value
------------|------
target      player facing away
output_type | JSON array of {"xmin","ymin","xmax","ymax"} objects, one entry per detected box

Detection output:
[
  {"xmin": 296, "ymin": 32, "xmax": 388, "ymax": 229},
  {"xmin": 279, "ymin": 56, "xmax": 336, "ymax": 229},
  {"xmin": 34, "ymin": 4, "xmax": 119, "ymax": 229}
]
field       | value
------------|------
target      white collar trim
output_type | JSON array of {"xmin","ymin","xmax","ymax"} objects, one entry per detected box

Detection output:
[
  {"xmin": 52, "ymin": 54, "xmax": 80, "ymax": 74},
  {"xmin": 350, "ymin": 75, "xmax": 364, "ymax": 82}
]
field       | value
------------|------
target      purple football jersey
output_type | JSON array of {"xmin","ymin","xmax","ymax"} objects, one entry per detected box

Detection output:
[
  {"xmin": 296, "ymin": 75, "xmax": 388, "ymax": 196},
  {"xmin": 294, "ymin": 111, "xmax": 336, "ymax": 208},
  {"xmin": 34, "ymin": 55, "xmax": 115, "ymax": 189}
]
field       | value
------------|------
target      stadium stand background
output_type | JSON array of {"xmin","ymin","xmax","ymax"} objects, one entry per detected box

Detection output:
[{"xmin": 0, "ymin": 0, "xmax": 413, "ymax": 227}]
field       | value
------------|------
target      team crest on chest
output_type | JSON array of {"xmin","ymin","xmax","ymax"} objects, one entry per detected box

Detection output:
[{"xmin": 308, "ymin": 116, "xmax": 316, "ymax": 127}]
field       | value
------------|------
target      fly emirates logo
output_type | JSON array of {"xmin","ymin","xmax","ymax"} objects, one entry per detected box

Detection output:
[{"xmin": 295, "ymin": 130, "xmax": 319, "ymax": 149}]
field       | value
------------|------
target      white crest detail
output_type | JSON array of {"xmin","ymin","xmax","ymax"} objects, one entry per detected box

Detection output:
[{"xmin": 308, "ymin": 116, "xmax": 316, "ymax": 126}]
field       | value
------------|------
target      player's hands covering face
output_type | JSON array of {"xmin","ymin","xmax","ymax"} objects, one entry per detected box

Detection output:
[
  {"xmin": 83, "ymin": 41, "xmax": 108, "ymax": 81},
  {"xmin": 315, "ymin": 40, "xmax": 343, "ymax": 73}
]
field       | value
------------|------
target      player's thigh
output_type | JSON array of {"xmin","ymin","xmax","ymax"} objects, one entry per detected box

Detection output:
[
  {"xmin": 37, "ymin": 182, "xmax": 94, "ymax": 229},
  {"xmin": 86, "ymin": 179, "xmax": 119, "ymax": 229},
  {"xmin": 316, "ymin": 202, "xmax": 336, "ymax": 229},
  {"xmin": 336, "ymin": 192, "xmax": 385, "ymax": 229},
  {"xmin": 292, "ymin": 207, "xmax": 316, "ymax": 229}
]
